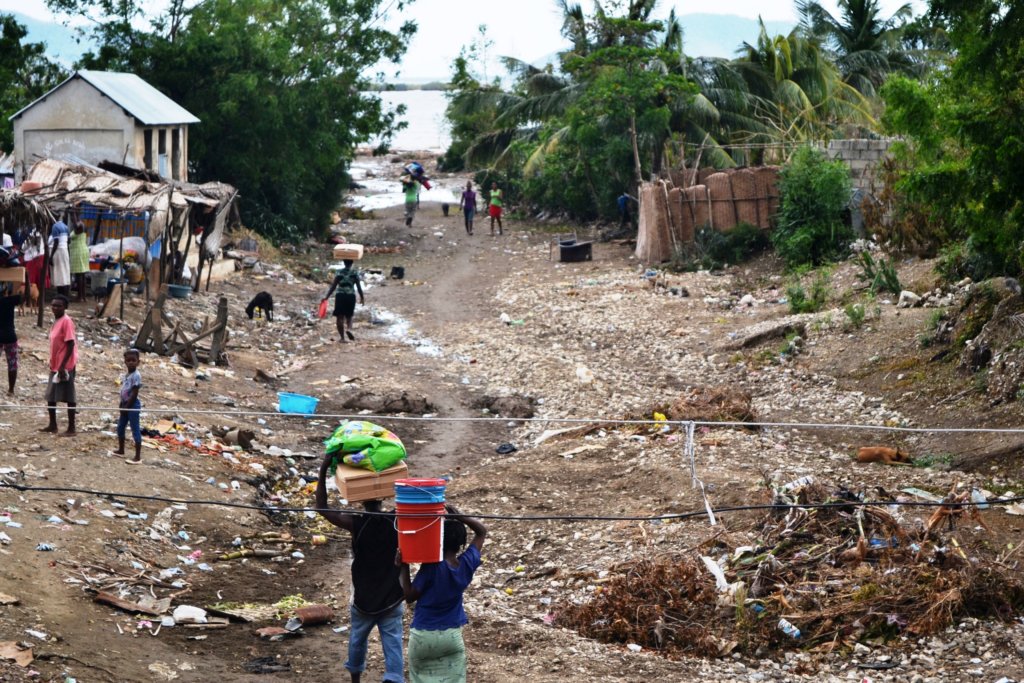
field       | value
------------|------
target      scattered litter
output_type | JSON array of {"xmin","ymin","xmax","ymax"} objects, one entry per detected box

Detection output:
[
  {"xmin": 172, "ymin": 605, "xmax": 208, "ymax": 624},
  {"xmin": 0, "ymin": 641, "xmax": 32, "ymax": 667}
]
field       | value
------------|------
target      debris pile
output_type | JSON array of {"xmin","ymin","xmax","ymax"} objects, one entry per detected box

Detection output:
[
  {"xmin": 557, "ymin": 478, "xmax": 1024, "ymax": 659},
  {"xmin": 649, "ymin": 385, "xmax": 756, "ymax": 424}
]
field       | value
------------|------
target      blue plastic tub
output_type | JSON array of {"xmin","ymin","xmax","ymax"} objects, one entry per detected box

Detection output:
[
  {"xmin": 394, "ymin": 478, "xmax": 447, "ymax": 504},
  {"xmin": 278, "ymin": 392, "xmax": 319, "ymax": 415},
  {"xmin": 168, "ymin": 284, "xmax": 191, "ymax": 299}
]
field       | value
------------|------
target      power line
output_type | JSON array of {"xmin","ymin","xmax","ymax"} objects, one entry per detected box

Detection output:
[
  {"xmin": 2, "ymin": 401, "xmax": 1024, "ymax": 435},
  {"xmin": 1, "ymin": 481, "xmax": 1019, "ymax": 522}
]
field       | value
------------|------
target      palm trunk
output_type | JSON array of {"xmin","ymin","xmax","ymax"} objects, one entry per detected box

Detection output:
[{"xmin": 630, "ymin": 114, "xmax": 643, "ymax": 189}]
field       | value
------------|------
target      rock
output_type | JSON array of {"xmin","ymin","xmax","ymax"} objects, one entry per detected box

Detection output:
[
  {"xmin": 340, "ymin": 390, "xmax": 435, "ymax": 414},
  {"xmin": 898, "ymin": 290, "xmax": 922, "ymax": 308},
  {"xmin": 474, "ymin": 394, "xmax": 536, "ymax": 419}
]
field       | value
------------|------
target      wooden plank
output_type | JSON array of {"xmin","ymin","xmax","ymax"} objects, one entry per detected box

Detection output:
[{"xmin": 98, "ymin": 283, "xmax": 122, "ymax": 318}]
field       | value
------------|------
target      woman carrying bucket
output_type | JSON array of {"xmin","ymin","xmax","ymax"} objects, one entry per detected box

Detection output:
[{"xmin": 396, "ymin": 502, "xmax": 487, "ymax": 683}]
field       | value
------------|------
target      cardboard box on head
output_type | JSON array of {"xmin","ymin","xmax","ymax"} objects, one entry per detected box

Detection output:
[
  {"xmin": 332, "ymin": 243, "xmax": 364, "ymax": 261},
  {"xmin": 335, "ymin": 462, "xmax": 409, "ymax": 502}
]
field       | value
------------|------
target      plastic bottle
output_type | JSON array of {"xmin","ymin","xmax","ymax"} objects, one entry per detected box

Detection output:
[{"xmin": 778, "ymin": 618, "xmax": 801, "ymax": 639}]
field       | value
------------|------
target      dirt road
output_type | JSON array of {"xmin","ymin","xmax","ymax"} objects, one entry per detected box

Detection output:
[{"xmin": 2, "ymin": 167, "xmax": 1024, "ymax": 682}]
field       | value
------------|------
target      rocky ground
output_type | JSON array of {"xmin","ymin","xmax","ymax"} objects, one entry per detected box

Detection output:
[{"xmin": 1, "ymin": 155, "xmax": 1023, "ymax": 682}]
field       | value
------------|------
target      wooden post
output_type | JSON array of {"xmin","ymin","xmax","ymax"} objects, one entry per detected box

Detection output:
[
  {"xmin": 144, "ymin": 212, "xmax": 151, "ymax": 304},
  {"xmin": 159, "ymin": 221, "xmax": 169, "ymax": 286},
  {"xmin": 204, "ymin": 254, "xmax": 213, "ymax": 292},
  {"xmin": 194, "ymin": 229, "xmax": 206, "ymax": 293},
  {"xmin": 118, "ymin": 215, "xmax": 125, "ymax": 321},
  {"xmin": 37, "ymin": 227, "xmax": 47, "ymax": 329},
  {"xmin": 178, "ymin": 214, "xmax": 194, "ymax": 285}
]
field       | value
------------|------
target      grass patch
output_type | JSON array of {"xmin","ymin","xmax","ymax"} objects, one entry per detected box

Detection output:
[{"xmin": 912, "ymin": 453, "xmax": 955, "ymax": 469}]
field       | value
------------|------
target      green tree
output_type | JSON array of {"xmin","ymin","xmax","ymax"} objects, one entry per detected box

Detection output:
[
  {"xmin": 732, "ymin": 21, "xmax": 874, "ymax": 142},
  {"xmin": 796, "ymin": 0, "xmax": 920, "ymax": 96},
  {"xmin": 48, "ymin": 0, "xmax": 415, "ymax": 241},
  {"xmin": 881, "ymin": 1, "xmax": 1024, "ymax": 277},
  {"xmin": 443, "ymin": 1, "xmax": 694, "ymax": 220},
  {"xmin": 0, "ymin": 14, "xmax": 66, "ymax": 151},
  {"xmin": 772, "ymin": 145, "xmax": 852, "ymax": 268}
]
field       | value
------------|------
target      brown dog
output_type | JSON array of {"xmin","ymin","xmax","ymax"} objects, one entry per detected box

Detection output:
[
  {"xmin": 17, "ymin": 283, "xmax": 39, "ymax": 315},
  {"xmin": 855, "ymin": 446, "xmax": 913, "ymax": 466}
]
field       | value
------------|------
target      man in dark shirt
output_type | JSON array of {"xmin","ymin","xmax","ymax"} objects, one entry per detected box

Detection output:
[
  {"xmin": 0, "ymin": 286, "xmax": 22, "ymax": 395},
  {"xmin": 315, "ymin": 453, "xmax": 405, "ymax": 683}
]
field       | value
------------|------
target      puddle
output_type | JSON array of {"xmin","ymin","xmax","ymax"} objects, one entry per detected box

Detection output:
[{"xmin": 369, "ymin": 307, "xmax": 444, "ymax": 358}]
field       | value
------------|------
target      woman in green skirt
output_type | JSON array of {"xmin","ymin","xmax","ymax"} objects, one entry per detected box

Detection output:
[{"xmin": 398, "ymin": 504, "xmax": 487, "ymax": 682}]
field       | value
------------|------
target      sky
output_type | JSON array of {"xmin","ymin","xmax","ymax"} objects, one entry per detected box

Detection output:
[{"xmin": 1, "ymin": 0, "xmax": 927, "ymax": 81}]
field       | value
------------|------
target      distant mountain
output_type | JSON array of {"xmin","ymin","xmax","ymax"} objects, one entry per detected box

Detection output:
[{"xmin": 2, "ymin": 10, "xmax": 92, "ymax": 66}]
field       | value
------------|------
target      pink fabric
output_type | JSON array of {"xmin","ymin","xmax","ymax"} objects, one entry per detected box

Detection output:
[{"xmin": 49, "ymin": 315, "xmax": 78, "ymax": 371}]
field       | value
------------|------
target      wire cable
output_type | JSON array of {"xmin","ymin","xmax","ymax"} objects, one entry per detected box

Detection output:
[
  {"xmin": 3, "ymin": 400, "xmax": 1024, "ymax": 435},
  {"xmin": 2, "ymin": 481, "xmax": 1020, "ymax": 522}
]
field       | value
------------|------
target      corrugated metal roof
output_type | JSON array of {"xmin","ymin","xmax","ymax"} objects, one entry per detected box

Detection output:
[{"xmin": 9, "ymin": 70, "xmax": 200, "ymax": 125}]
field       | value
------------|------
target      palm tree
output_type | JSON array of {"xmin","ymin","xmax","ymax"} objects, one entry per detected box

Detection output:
[
  {"xmin": 797, "ymin": 0, "xmax": 920, "ymax": 96},
  {"xmin": 732, "ymin": 21, "xmax": 874, "ymax": 143}
]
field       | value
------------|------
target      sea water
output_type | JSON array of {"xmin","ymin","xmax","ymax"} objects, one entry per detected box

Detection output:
[{"xmin": 367, "ymin": 90, "xmax": 451, "ymax": 153}]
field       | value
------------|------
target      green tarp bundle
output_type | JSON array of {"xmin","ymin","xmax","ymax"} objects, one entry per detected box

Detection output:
[{"xmin": 325, "ymin": 420, "xmax": 407, "ymax": 472}]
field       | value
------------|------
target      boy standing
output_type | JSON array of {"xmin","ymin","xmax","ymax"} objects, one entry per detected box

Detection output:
[{"xmin": 117, "ymin": 349, "xmax": 143, "ymax": 464}]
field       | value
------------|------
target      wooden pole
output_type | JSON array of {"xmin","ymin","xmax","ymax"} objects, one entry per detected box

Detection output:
[
  {"xmin": 37, "ymin": 227, "xmax": 47, "ymax": 329},
  {"xmin": 118, "ymin": 215, "xmax": 125, "ymax": 321},
  {"xmin": 178, "ymin": 214, "xmax": 194, "ymax": 285},
  {"xmin": 144, "ymin": 211, "xmax": 151, "ymax": 304},
  {"xmin": 194, "ymin": 228, "xmax": 206, "ymax": 293}
]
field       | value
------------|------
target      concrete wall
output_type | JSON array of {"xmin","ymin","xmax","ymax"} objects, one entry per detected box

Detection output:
[
  {"xmin": 12, "ymin": 78, "xmax": 190, "ymax": 182},
  {"xmin": 13, "ymin": 79, "xmax": 135, "ymax": 181},
  {"xmin": 822, "ymin": 139, "xmax": 893, "ymax": 191}
]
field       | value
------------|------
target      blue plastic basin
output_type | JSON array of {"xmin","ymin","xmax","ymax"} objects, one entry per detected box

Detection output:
[{"xmin": 278, "ymin": 392, "xmax": 319, "ymax": 415}]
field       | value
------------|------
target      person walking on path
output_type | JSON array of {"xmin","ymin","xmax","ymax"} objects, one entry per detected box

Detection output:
[
  {"xmin": 323, "ymin": 260, "xmax": 364, "ymax": 343},
  {"xmin": 487, "ymin": 182, "xmax": 503, "ymax": 236},
  {"xmin": 460, "ymin": 181, "xmax": 477, "ymax": 235},
  {"xmin": 0, "ymin": 285, "xmax": 22, "ymax": 395},
  {"xmin": 397, "ymin": 504, "xmax": 487, "ymax": 683},
  {"xmin": 69, "ymin": 221, "xmax": 90, "ymax": 302},
  {"xmin": 403, "ymin": 175, "xmax": 419, "ymax": 228},
  {"xmin": 48, "ymin": 218, "xmax": 72, "ymax": 297},
  {"xmin": 116, "ymin": 349, "xmax": 143, "ymax": 464},
  {"xmin": 41, "ymin": 295, "xmax": 78, "ymax": 436},
  {"xmin": 316, "ymin": 453, "xmax": 405, "ymax": 683}
]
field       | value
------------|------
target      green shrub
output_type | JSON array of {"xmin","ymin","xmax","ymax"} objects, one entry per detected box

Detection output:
[
  {"xmin": 669, "ymin": 223, "xmax": 770, "ymax": 272},
  {"xmin": 844, "ymin": 302, "xmax": 866, "ymax": 329},
  {"xmin": 787, "ymin": 269, "xmax": 831, "ymax": 314},
  {"xmin": 856, "ymin": 251, "xmax": 902, "ymax": 295},
  {"xmin": 773, "ymin": 146, "xmax": 853, "ymax": 268},
  {"xmin": 935, "ymin": 241, "xmax": 970, "ymax": 283}
]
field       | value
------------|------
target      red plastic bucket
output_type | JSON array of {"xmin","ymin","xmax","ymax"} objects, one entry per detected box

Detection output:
[{"xmin": 395, "ymin": 502, "xmax": 445, "ymax": 563}]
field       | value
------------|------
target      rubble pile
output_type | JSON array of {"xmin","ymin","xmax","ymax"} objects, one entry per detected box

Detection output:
[{"xmin": 556, "ymin": 477, "xmax": 1024, "ymax": 660}]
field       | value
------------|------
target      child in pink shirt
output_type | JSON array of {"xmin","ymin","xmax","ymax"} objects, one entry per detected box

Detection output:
[{"xmin": 41, "ymin": 295, "xmax": 78, "ymax": 436}]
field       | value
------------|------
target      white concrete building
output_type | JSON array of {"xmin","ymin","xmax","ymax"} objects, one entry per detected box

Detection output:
[{"xmin": 9, "ymin": 70, "xmax": 199, "ymax": 183}]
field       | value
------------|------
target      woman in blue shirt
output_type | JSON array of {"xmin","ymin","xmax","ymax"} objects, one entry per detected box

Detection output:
[{"xmin": 397, "ymin": 504, "xmax": 487, "ymax": 683}]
